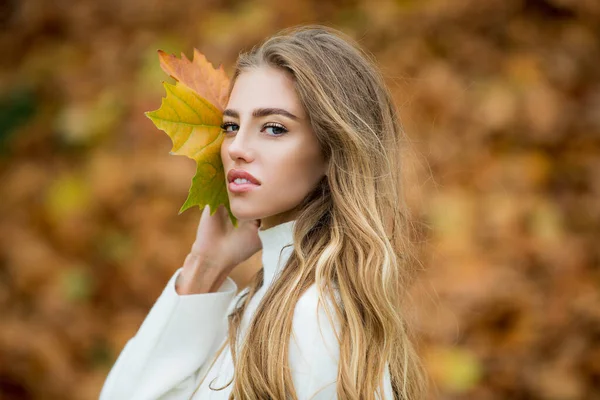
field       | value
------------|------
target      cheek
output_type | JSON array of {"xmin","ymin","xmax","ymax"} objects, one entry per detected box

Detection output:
[{"xmin": 270, "ymin": 145, "xmax": 324, "ymax": 189}]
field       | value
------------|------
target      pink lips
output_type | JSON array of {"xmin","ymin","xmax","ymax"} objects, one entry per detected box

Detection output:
[
  {"xmin": 227, "ymin": 169, "xmax": 260, "ymax": 193},
  {"xmin": 227, "ymin": 169, "xmax": 261, "ymax": 184}
]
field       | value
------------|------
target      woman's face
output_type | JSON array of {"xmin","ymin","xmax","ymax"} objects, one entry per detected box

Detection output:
[{"xmin": 220, "ymin": 65, "xmax": 327, "ymax": 230}]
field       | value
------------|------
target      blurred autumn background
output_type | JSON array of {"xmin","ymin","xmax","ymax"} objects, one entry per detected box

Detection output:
[{"xmin": 1, "ymin": 0, "xmax": 599, "ymax": 399}]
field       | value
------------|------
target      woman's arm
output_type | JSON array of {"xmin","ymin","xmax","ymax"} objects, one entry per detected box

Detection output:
[
  {"xmin": 99, "ymin": 267, "xmax": 238, "ymax": 400},
  {"xmin": 289, "ymin": 285, "xmax": 394, "ymax": 400}
]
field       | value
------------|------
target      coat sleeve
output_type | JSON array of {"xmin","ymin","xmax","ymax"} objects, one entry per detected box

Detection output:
[
  {"xmin": 99, "ymin": 267, "xmax": 239, "ymax": 400},
  {"xmin": 288, "ymin": 286, "xmax": 394, "ymax": 400}
]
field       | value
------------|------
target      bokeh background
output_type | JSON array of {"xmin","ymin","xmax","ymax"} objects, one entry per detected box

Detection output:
[{"xmin": 1, "ymin": 0, "xmax": 599, "ymax": 399}]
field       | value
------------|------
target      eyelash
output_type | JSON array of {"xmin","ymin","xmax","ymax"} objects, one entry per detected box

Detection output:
[{"xmin": 220, "ymin": 122, "xmax": 288, "ymax": 137}]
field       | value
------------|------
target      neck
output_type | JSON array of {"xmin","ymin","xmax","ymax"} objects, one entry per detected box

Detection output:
[{"xmin": 259, "ymin": 209, "xmax": 299, "ymax": 230}]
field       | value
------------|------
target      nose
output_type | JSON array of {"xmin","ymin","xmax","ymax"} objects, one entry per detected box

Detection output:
[{"xmin": 225, "ymin": 129, "xmax": 254, "ymax": 163}]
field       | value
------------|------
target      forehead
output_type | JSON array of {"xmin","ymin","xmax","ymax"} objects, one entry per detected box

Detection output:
[{"xmin": 227, "ymin": 66, "xmax": 304, "ymax": 116}]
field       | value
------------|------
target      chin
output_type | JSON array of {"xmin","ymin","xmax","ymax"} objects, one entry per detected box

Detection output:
[{"xmin": 228, "ymin": 202, "xmax": 263, "ymax": 222}]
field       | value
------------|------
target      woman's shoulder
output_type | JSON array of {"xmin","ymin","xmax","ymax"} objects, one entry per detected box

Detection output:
[
  {"xmin": 289, "ymin": 283, "xmax": 342, "ymax": 374},
  {"xmin": 292, "ymin": 283, "xmax": 342, "ymax": 336}
]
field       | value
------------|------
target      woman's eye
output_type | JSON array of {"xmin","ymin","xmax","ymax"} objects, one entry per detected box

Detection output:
[
  {"xmin": 220, "ymin": 122, "xmax": 287, "ymax": 136},
  {"xmin": 263, "ymin": 123, "xmax": 288, "ymax": 136},
  {"xmin": 220, "ymin": 122, "xmax": 238, "ymax": 134}
]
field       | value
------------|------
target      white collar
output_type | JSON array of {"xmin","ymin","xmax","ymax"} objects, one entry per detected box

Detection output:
[{"xmin": 257, "ymin": 219, "xmax": 296, "ymax": 287}]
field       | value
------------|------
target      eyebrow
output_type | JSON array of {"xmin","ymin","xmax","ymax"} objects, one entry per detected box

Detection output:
[{"xmin": 223, "ymin": 107, "xmax": 299, "ymax": 121}]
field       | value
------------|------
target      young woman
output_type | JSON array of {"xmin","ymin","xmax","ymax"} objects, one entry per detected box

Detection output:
[{"xmin": 100, "ymin": 25, "xmax": 429, "ymax": 399}]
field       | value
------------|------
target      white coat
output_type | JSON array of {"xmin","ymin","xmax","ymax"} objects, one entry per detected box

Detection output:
[{"xmin": 99, "ymin": 220, "xmax": 393, "ymax": 399}]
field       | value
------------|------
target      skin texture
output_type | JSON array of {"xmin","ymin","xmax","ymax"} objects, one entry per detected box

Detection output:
[{"xmin": 220, "ymin": 65, "xmax": 327, "ymax": 230}]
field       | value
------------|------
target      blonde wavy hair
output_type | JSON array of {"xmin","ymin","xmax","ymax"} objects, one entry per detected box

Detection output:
[{"xmin": 201, "ymin": 25, "xmax": 429, "ymax": 399}]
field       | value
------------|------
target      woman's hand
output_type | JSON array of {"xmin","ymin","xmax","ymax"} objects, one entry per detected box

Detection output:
[{"xmin": 176, "ymin": 204, "xmax": 262, "ymax": 294}]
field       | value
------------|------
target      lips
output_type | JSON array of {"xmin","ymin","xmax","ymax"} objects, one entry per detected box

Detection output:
[{"xmin": 227, "ymin": 169, "xmax": 261, "ymax": 185}]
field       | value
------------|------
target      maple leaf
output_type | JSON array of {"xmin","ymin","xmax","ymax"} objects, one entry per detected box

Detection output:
[
  {"xmin": 157, "ymin": 49, "xmax": 230, "ymax": 111},
  {"xmin": 145, "ymin": 50, "xmax": 236, "ymax": 226}
]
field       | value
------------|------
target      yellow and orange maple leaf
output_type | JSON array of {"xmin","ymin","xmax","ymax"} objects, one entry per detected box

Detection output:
[
  {"xmin": 157, "ymin": 49, "xmax": 230, "ymax": 111},
  {"xmin": 145, "ymin": 49, "xmax": 236, "ymax": 225}
]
